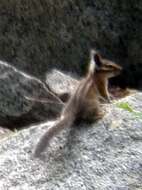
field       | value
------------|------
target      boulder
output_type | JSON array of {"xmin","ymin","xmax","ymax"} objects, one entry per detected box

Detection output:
[
  {"xmin": 0, "ymin": 1, "xmax": 141, "ymax": 88},
  {"xmin": 0, "ymin": 61, "xmax": 63, "ymax": 129},
  {"xmin": 46, "ymin": 68, "xmax": 78, "ymax": 95},
  {"xmin": 0, "ymin": 91, "xmax": 142, "ymax": 189}
]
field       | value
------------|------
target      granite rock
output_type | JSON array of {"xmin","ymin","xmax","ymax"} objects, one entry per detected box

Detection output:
[
  {"xmin": 0, "ymin": 91, "xmax": 142, "ymax": 189},
  {"xmin": 0, "ymin": 61, "xmax": 63, "ymax": 128},
  {"xmin": 0, "ymin": 0, "xmax": 141, "ymax": 88}
]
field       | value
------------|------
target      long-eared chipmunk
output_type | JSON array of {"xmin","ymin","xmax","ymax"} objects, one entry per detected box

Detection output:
[{"xmin": 34, "ymin": 50, "xmax": 122, "ymax": 156}]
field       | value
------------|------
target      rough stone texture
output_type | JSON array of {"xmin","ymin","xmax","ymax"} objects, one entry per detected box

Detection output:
[
  {"xmin": 0, "ymin": 0, "xmax": 141, "ymax": 88},
  {"xmin": 0, "ymin": 60, "xmax": 63, "ymax": 128},
  {"xmin": 0, "ymin": 92, "xmax": 142, "ymax": 190},
  {"xmin": 46, "ymin": 69, "xmax": 78, "ymax": 95}
]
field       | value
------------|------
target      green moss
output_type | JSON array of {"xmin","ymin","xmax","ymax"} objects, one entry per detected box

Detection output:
[{"xmin": 116, "ymin": 102, "xmax": 142, "ymax": 119}]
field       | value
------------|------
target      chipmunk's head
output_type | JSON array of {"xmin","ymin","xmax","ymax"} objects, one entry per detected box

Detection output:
[{"xmin": 94, "ymin": 53, "xmax": 122, "ymax": 78}]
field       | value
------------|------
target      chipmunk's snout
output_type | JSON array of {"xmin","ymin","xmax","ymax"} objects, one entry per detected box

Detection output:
[
  {"xmin": 118, "ymin": 65, "xmax": 123, "ymax": 71},
  {"xmin": 115, "ymin": 65, "xmax": 122, "ymax": 75},
  {"xmin": 113, "ymin": 69, "xmax": 121, "ymax": 77},
  {"xmin": 105, "ymin": 63, "xmax": 123, "ymax": 78}
]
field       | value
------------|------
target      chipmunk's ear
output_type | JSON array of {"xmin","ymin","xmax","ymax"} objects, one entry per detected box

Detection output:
[{"xmin": 94, "ymin": 53, "xmax": 102, "ymax": 68}]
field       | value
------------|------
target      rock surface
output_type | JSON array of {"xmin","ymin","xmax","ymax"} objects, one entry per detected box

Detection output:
[
  {"xmin": 46, "ymin": 69, "xmax": 78, "ymax": 95},
  {"xmin": 0, "ymin": 61, "xmax": 63, "ymax": 128},
  {"xmin": 0, "ymin": 1, "xmax": 141, "ymax": 88},
  {"xmin": 0, "ymin": 92, "xmax": 142, "ymax": 190}
]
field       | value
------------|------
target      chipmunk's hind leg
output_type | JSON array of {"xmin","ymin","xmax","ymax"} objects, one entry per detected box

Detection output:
[{"xmin": 81, "ymin": 100, "xmax": 105, "ymax": 123}]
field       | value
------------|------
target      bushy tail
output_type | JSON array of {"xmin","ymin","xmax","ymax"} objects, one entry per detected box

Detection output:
[
  {"xmin": 89, "ymin": 49, "xmax": 97, "ymax": 75},
  {"xmin": 34, "ymin": 114, "xmax": 75, "ymax": 157}
]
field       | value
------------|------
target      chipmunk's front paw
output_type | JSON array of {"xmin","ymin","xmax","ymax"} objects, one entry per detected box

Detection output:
[
  {"xmin": 106, "ymin": 95, "xmax": 114, "ymax": 103},
  {"xmin": 95, "ymin": 111, "xmax": 105, "ymax": 120}
]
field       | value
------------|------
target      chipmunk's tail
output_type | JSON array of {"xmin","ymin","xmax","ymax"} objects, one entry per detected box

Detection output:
[
  {"xmin": 89, "ymin": 49, "xmax": 97, "ymax": 75},
  {"xmin": 34, "ymin": 113, "xmax": 75, "ymax": 157}
]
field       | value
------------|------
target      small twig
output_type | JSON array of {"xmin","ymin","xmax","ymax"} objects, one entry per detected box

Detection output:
[
  {"xmin": 42, "ymin": 82, "xmax": 64, "ymax": 104},
  {"xmin": 24, "ymin": 96, "xmax": 65, "ymax": 105}
]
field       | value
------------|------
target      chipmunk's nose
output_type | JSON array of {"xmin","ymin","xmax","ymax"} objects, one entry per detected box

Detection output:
[
  {"xmin": 114, "ymin": 65, "xmax": 122, "ymax": 76},
  {"xmin": 116, "ymin": 65, "xmax": 122, "ymax": 74},
  {"xmin": 119, "ymin": 65, "xmax": 123, "ymax": 71}
]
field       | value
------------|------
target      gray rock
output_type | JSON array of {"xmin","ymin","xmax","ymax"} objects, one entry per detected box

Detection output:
[
  {"xmin": 0, "ymin": 61, "xmax": 63, "ymax": 128},
  {"xmin": 0, "ymin": 1, "xmax": 141, "ymax": 88},
  {"xmin": 46, "ymin": 69, "xmax": 78, "ymax": 94},
  {"xmin": 0, "ymin": 92, "xmax": 142, "ymax": 190}
]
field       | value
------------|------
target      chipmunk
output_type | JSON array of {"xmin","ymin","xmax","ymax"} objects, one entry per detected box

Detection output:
[
  {"xmin": 34, "ymin": 50, "xmax": 122, "ymax": 156},
  {"xmin": 93, "ymin": 52, "xmax": 122, "ymax": 102}
]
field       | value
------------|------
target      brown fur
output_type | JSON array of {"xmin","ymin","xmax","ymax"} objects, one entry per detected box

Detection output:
[
  {"xmin": 34, "ymin": 50, "xmax": 122, "ymax": 156},
  {"xmin": 93, "ymin": 53, "xmax": 122, "ymax": 102},
  {"xmin": 34, "ymin": 50, "xmax": 101, "ymax": 156}
]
